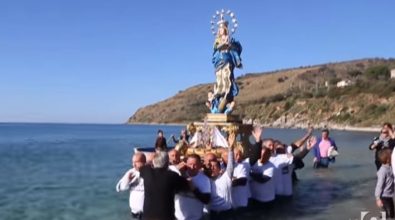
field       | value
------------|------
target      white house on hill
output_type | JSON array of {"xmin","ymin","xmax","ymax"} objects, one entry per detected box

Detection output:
[
  {"xmin": 337, "ymin": 79, "xmax": 353, "ymax": 88},
  {"xmin": 391, "ymin": 69, "xmax": 395, "ymax": 79}
]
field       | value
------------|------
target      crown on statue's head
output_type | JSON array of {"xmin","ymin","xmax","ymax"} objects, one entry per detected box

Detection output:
[
  {"xmin": 217, "ymin": 19, "xmax": 229, "ymax": 28},
  {"xmin": 211, "ymin": 9, "xmax": 238, "ymax": 35}
]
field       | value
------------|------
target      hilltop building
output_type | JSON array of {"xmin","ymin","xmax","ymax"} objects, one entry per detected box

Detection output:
[
  {"xmin": 336, "ymin": 80, "xmax": 353, "ymax": 88},
  {"xmin": 391, "ymin": 69, "xmax": 395, "ymax": 79}
]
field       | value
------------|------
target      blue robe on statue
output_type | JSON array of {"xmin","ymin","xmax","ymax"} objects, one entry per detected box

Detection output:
[{"xmin": 211, "ymin": 38, "xmax": 242, "ymax": 113}]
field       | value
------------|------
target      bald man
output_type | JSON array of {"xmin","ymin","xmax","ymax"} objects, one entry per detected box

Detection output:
[
  {"xmin": 203, "ymin": 153, "xmax": 217, "ymax": 177},
  {"xmin": 250, "ymin": 147, "xmax": 276, "ymax": 208},
  {"xmin": 262, "ymin": 139, "xmax": 275, "ymax": 155},
  {"xmin": 204, "ymin": 152, "xmax": 217, "ymax": 168},
  {"xmin": 116, "ymin": 152, "xmax": 146, "ymax": 219}
]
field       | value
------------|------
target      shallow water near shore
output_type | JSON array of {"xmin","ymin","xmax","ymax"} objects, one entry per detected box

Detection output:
[{"xmin": 0, "ymin": 123, "xmax": 381, "ymax": 220}]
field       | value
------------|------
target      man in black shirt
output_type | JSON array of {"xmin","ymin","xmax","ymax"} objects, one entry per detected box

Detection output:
[
  {"xmin": 155, "ymin": 130, "xmax": 168, "ymax": 151},
  {"xmin": 244, "ymin": 126, "xmax": 263, "ymax": 166},
  {"xmin": 139, "ymin": 151, "xmax": 190, "ymax": 220}
]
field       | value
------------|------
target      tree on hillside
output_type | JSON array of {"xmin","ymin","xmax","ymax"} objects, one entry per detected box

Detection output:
[
  {"xmin": 364, "ymin": 65, "xmax": 390, "ymax": 80},
  {"xmin": 347, "ymin": 70, "xmax": 362, "ymax": 78}
]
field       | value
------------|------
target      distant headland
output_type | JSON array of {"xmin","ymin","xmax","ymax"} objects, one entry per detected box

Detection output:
[{"xmin": 128, "ymin": 58, "xmax": 395, "ymax": 131}]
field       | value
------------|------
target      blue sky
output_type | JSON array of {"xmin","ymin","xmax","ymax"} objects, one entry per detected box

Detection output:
[{"xmin": 1, "ymin": 0, "xmax": 394, "ymax": 123}]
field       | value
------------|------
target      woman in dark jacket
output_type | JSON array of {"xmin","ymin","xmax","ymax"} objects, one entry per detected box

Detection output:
[{"xmin": 369, "ymin": 123, "xmax": 395, "ymax": 170}]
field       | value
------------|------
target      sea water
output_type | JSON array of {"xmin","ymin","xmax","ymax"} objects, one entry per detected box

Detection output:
[{"xmin": 0, "ymin": 123, "xmax": 379, "ymax": 220}]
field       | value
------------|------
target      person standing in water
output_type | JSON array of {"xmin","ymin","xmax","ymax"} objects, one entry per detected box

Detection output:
[
  {"xmin": 250, "ymin": 146, "xmax": 276, "ymax": 210},
  {"xmin": 313, "ymin": 128, "xmax": 338, "ymax": 168},
  {"xmin": 371, "ymin": 123, "xmax": 395, "ymax": 170},
  {"xmin": 231, "ymin": 145, "xmax": 251, "ymax": 209},
  {"xmin": 172, "ymin": 129, "xmax": 190, "ymax": 145},
  {"xmin": 116, "ymin": 152, "xmax": 146, "ymax": 219},
  {"xmin": 375, "ymin": 148, "xmax": 394, "ymax": 219},
  {"xmin": 155, "ymin": 129, "xmax": 168, "ymax": 151},
  {"xmin": 207, "ymin": 132, "xmax": 236, "ymax": 219},
  {"xmin": 139, "ymin": 151, "xmax": 190, "ymax": 220},
  {"xmin": 174, "ymin": 154, "xmax": 211, "ymax": 220}
]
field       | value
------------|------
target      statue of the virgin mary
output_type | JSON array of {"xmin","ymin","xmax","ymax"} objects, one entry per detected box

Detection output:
[{"xmin": 208, "ymin": 9, "xmax": 242, "ymax": 114}]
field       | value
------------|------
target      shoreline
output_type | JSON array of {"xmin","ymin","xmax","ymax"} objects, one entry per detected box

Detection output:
[
  {"xmin": 324, "ymin": 125, "xmax": 381, "ymax": 132},
  {"xmin": 126, "ymin": 122, "xmax": 187, "ymax": 126},
  {"xmin": 262, "ymin": 123, "xmax": 381, "ymax": 133},
  {"xmin": 127, "ymin": 122, "xmax": 381, "ymax": 133}
]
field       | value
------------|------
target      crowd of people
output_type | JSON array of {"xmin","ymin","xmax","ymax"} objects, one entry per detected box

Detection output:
[
  {"xmin": 370, "ymin": 123, "xmax": 395, "ymax": 219},
  {"xmin": 117, "ymin": 126, "xmax": 340, "ymax": 220}
]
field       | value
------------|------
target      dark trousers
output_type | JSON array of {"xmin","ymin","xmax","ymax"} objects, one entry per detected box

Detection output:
[
  {"xmin": 209, "ymin": 209, "xmax": 233, "ymax": 220},
  {"xmin": 381, "ymin": 197, "xmax": 395, "ymax": 219},
  {"xmin": 314, "ymin": 157, "xmax": 329, "ymax": 168},
  {"xmin": 375, "ymin": 160, "xmax": 382, "ymax": 171},
  {"xmin": 131, "ymin": 212, "xmax": 143, "ymax": 220},
  {"xmin": 248, "ymin": 199, "xmax": 274, "ymax": 212},
  {"xmin": 292, "ymin": 171, "xmax": 298, "ymax": 184}
]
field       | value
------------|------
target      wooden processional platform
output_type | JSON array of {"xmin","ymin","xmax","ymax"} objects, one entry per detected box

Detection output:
[{"xmin": 193, "ymin": 113, "xmax": 253, "ymax": 150}]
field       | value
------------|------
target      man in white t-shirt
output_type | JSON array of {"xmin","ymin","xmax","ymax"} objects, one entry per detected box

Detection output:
[
  {"xmin": 250, "ymin": 146, "xmax": 275, "ymax": 210},
  {"xmin": 207, "ymin": 132, "xmax": 236, "ymax": 219},
  {"xmin": 231, "ymin": 146, "xmax": 250, "ymax": 209},
  {"xmin": 269, "ymin": 143, "xmax": 294, "ymax": 197},
  {"xmin": 116, "ymin": 152, "xmax": 146, "ymax": 219},
  {"xmin": 273, "ymin": 138, "xmax": 317, "ymax": 198},
  {"xmin": 174, "ymin": 154, "xmax": 211, "ymax": 220}
]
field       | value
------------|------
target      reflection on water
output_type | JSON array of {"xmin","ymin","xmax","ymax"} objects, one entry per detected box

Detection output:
[{"xmin": 0, "ymin": 124, "xmax": 381, "ymax": 219}]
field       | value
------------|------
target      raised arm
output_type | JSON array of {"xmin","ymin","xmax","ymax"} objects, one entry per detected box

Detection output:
[
  {"xmin": 389, "ymin": 129, "xmax": 395, "ymax": 139},
  {"xmin": 225, "ymin": 132, "xmax": 236, "ymax": 178},
  {"xmin": 369, "ymin": 137, "xmax": 378, "ymax": 150},
  {"xmin": 369, "ymin": 136, "xmax": 382, "ymax": 150},
  {"xmin": 248, "ymin": 126, "xmax": 263, "ymax": 166},
  {"xmin": 290, "ymin": 126, "xmax": 313, "ymax": 151},
  {"xmin": 295, "ymin": 136, "xmax": 317, "ymax": 160},
  {"xmin": 172, "ymin": 135, "xmax": 179, "ymax": 144},
  {"xmin": 252, "ymin": 126, "xmax": 263, "ymax": 144},
  {"xmin": 116, "ymin": 169, "xmax": 135, "ymax": 192}
]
